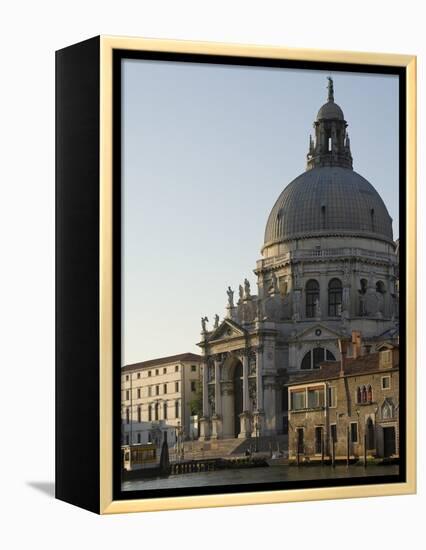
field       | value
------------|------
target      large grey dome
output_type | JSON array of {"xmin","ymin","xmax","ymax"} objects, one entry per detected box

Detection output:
[{"xmin": 263, "ymin": 166, "xmax": 393, "ymax": 248}]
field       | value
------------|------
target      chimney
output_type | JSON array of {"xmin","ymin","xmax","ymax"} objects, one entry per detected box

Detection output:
[
  {"xmin": 338, "ymin": 339, "xmax": 349, "ymax": 376},
  {"xmin": 351, "ymin": 330, "xmax": 362, "ymax": 359}
]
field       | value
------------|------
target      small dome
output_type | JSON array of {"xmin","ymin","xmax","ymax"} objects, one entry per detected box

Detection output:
[
  {"xmin": 263, "ymin": 166, "xmax": 393, "ymax": 249},
  {"xmin": 317, "ymin": 101, "xmax": 344, "ymax": 121}
]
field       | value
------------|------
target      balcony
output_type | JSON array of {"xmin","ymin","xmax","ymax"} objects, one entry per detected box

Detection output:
[{"xmin": 259, "ymin": 247, "xmax": 394, "ymax": 268}]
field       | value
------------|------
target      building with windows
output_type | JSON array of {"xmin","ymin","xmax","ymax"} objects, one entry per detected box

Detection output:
[
  {"xmin": 121, "ymin": 352, "xmax": 202, "ymax": 440},
  {"xmin": 122, "ymin": 420, "xmax": 177, "ymax": 448},
  {"xmin": 197, "ymin": 78, "xmax": 399, "ymax": 442},
  {"xmin": 287, "ymin": 339, "xmax": 399, "ymax": 461}
]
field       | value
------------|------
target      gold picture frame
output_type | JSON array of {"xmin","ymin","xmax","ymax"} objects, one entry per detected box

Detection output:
[{"xmin": 56, "ymin": 35, "xmax": 416, "ymax": 514}]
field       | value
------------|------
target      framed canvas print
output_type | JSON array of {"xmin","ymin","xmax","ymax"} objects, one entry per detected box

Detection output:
[{"xmin": 55, "ymin": 36, "xmax": 416, "ymax": 514}]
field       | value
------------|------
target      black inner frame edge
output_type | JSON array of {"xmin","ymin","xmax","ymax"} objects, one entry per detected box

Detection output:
[{"xmin": 112, "ymin": 48, "xmax": 407, "ymax": 502}]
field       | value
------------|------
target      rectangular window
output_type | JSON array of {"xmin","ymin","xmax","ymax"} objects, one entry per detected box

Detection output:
[
  {"xmin": 350, "ymin": 422, "xmax": 358, "ymax": 443},
  {"xmin": 315, "ymin": 426, "xmax": 323, "ymax": 454},
  {"xmin": 330, "ymin": 424, "xmax": 337, "ymax": 443},
  {"xmin": 328, "ymin": 386, "xmax": 337, "ymax": 408},
  {"xmin": 137, "ymin": 407, "xmax": 141, "ymax": 422},
  {"xmin": 175, "ymin": 401, "xmax": 179, "ymax": 418},
  {"xmin": 137, "ymin": 388, "xmax": 141, "ymax": 399},
  {"xmin": 175, "ymin": 381, "xmax": 179, "ymax": 392},
  {"xmin": 156, "ymin": 386, "xmax": 159, "ymax": 396},
  {"xmin": 137, "ymin": 433, "xmax": 141, "ymax": 444},
  {"xmin": 308, "ymin": 388, "xmax": 324, "ymax": 408},
  {"xmin": 148, "ymin": 371, "xmax": 151, "ymax": 377},
  {"xmin": 126, "ymin": 375, "xmax": 129, "ymax": 381},
  {"xmin": 137, "ymin": 373, "xmax": 140, "ymax": 379},
  {"xmin": 126, "ymin": 435, "xmax": 129, "ymax": 445},
  {"xmin": 163, "ymin": 383, "xmax": 167, "ymax": 394},
  {"xmin": 163, "ymin": 367, "xmax": 167, "ymax": 374},
  {"xmin": 381, "ymin": 376, "xmax": 391, "ymax": 390},
  {"xmin": 175, "ymin": 365, "xmax": 179, "ymax": 372},
  {"xmin": 126, "ymin": 408, "xmax": 130, "ymax": 424},
  {"xmin": 291, "ymin": 390, "xmax": 305, "ymax": 410},
  {"xmin": 126, "ymin": 390, "xmax": 130, "ymax": 401},
  {"xmin": 148, "ymin": 386, "xmax": 152, "ymax": 397},
  {"xmin": 306, "ymin": 292, "xmax": 317, "ymax": 318},
  {"xmin": 191, "ymin": 381, "xmax": 196, "ymax": 392},
  {"xmin": 191, "ymin": 365, "xmax": 197, "ymax": 372},
  {"xmin": 155, "ymin": 369, "xmax": 159, "ymax": 375}
]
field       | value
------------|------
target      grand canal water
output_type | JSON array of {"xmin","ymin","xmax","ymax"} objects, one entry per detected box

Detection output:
[{"xmin": 122, "ymin": 464, "xmax": 399, "ymax": 491}]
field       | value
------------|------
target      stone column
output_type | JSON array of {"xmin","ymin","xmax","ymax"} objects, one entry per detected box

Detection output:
[
  {"xmin": 202, "ymin": 360, "xmax": 209, "ymax": 417},
  {"xmin": 199, "ymin": 358, "xmax": 210, "ymax": 441},
  {"xmin": 214, "ymin": 358, "xmax": 222, "ymax": 416},
  {"xmin": 263, "ymin": 375, "xmax": 277, "ymax": 436},
  {"xmin": 256, "ymin": 347, "xmax": 264, "ymax": 411},
  {"xmin": 211, "ymin": 357, "xmax": 223, "ymax": 439},
  {"xmin": 242, "ymin": 352, "xmax": 249, "ymax": 411},
  {"xmin": 238, "ymin": 351, "xmax": 252, "ymax": 438}
]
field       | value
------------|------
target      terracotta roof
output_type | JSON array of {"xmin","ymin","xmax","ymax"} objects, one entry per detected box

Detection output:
[
  {"xmin": 288, "ymin": 351, "xmax": 398, "ymax": 385},
  {"xmin": 122, "ymin": 352, "xmax": 202, "ymax": 372}
]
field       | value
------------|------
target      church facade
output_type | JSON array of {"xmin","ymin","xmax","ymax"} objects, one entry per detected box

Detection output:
[{"xmin": 197, "ymin": 78, "xmax": 399, "ymax": 442}]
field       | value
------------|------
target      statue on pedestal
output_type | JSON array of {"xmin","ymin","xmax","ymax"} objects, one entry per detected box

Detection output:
[
  {"xmin": 244, "ymin": 278, "xmax": 251, "ymax": 300},
  {"xmin": 270, "ymin": 272, "xmax": 279, "ymax": 295},
  {"xmin": 238, "ymin": 284, "xmax": 244, "ymax": 304},
  {"xmin": 227, "ymin": 286, "xmax": 234, "ymax": 308},
  {"xmin": 201, "ymin": 316, "xmax": 209, "ymax": 333}
]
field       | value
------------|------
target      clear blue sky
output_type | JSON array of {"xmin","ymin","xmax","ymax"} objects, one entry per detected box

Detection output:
[{"xmin": 122, "ymin": 59, "xmax": 399, "ymax": 365}]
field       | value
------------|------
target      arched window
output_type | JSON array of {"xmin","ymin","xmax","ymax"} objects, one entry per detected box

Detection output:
[
  {"xmin": 300, "ymin": 348, "xmax": 336, "ymax": 370},
  {"xmin": 382, "ymin": 400, "xmax": 393, "ymax": 420},
  {"xmin": 154, "ymin": 403, "xmax": 159, "ymax": 421},
  {"xmin": 148, "ymin": 405, "xmax": 152, "ymax": 421},
  {"xmin": 367, "ymin": 385, "xmax": 373, "ymax": 403},
  {"xmin": 163, "ymin": 402, "xmax": 168, "ymax": 420},
  {"xmin": 301, "ymin": 352, "xmax": 311, "ymax": 370},
  {"xmin": 376, "ymin": 281, "xmax": 385, "ymax": 294},
  {"xmin": 306, "ymin": 279, "xmax": 319, "ymax": 318},
  {"xmin": 361, "ymin": 386, "xmax": 367, "ymax": 403},
  {"xmin": 328, "ymin": 278, "xmax": 342, "ymax": 316},
  {"xmin": 357, "ymin": 387, "xmax": 362, "ymax": 404}
]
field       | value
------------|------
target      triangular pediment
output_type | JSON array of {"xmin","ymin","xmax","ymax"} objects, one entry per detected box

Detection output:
[
  {"xmin": 291, "ymin": 323, "xmax": 343, "ymax": 342},
  {"xmin": 208, "ymin": 318, "xmax": 246, "ymax": 342}
]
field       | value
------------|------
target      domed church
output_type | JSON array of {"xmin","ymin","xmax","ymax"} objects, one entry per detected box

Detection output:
[{"xmin": 197, "ymin": 78, "xmax": 399, "ymax": 442}]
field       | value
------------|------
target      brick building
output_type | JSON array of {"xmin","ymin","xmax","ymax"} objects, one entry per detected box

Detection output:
[{"xmin": 287, "ymin": 337, "xmax": 399, "ymax": 462}]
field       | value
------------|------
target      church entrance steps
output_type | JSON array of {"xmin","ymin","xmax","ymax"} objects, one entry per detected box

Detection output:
[
  {"xmin": 182, "ymin": 434, "xmax": 288, "ymax": 460},
  {"xmin": 182, "ymin": 438, "xmax": 243, "ymax": 460},
  {"xmin": 230, "ymin": 434, "xmax": 288, "ymax": 456}
]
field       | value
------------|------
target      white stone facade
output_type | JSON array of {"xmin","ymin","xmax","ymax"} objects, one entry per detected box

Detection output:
[
  {"xmin": 197, "ymin": 79, "xmax": 399, "ymax": 441},
  {"xmin": 121, "ymin": 353, "xmax": 202, "ymax": 439}
]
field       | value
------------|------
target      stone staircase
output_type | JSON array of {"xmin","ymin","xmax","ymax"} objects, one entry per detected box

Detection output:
[
  {"xmin": 182, "ymin": 434, "xmax": 288, "ymax": 460},
  {"xmin": 182, "ymin": 438, "xmax": 243, "ymax": 460},
  {"xmin": 230, "ymin": 434, "xmax": 288, "ymax": 456}
]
